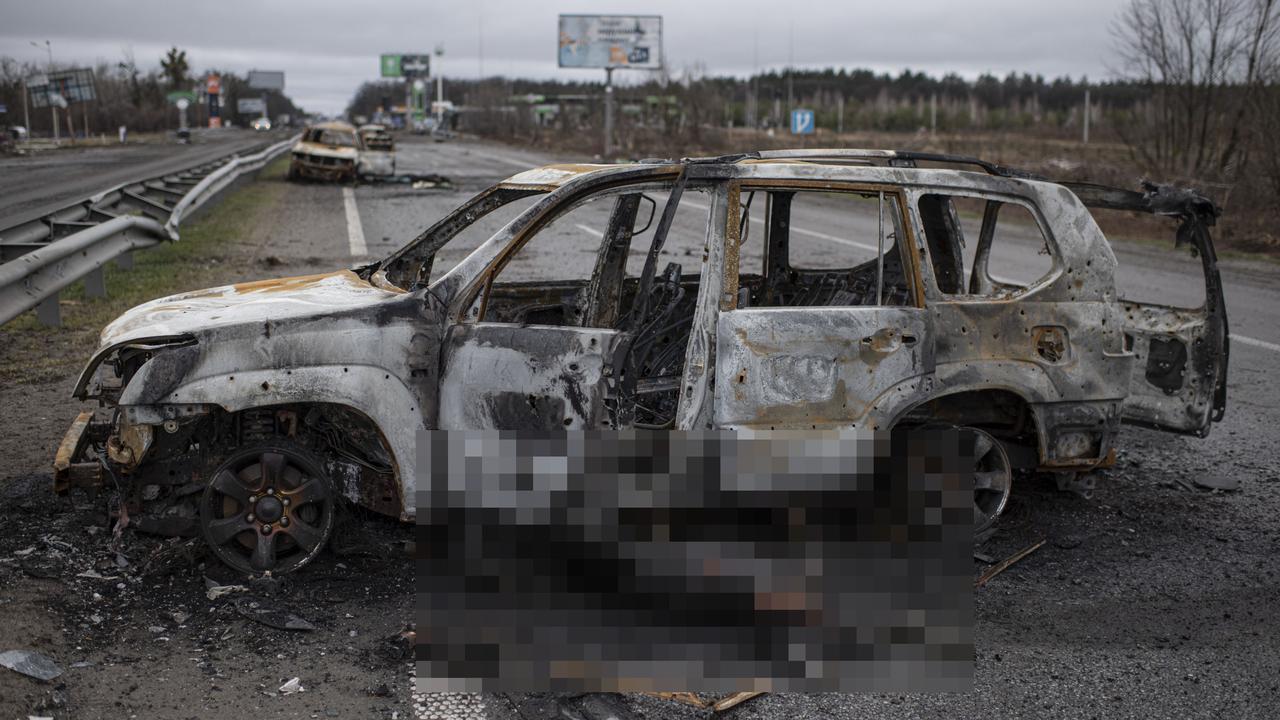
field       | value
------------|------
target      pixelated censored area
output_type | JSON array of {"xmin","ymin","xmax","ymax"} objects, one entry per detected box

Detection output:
[{"xmin": 414, "ymin": 429, "xmax": 973, "ymax": 693}]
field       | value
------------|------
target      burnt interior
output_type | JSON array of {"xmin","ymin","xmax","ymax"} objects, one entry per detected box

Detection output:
[{"xmin": 479, "ymin": 187, "xmax": 913, "ymax": 428}]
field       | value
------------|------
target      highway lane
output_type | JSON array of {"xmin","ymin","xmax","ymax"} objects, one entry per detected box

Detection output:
[{"xmin": 0, "ymin": 127, "xmax": 287, "ymax": 228}]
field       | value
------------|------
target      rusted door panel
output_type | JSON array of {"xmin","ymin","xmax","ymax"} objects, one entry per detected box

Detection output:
[
  {"xmin": 437, "ymin": 323, "xmax": 620, "ymax": 430},
  {"xmin": 714, "ymin": 308, "xmax": 934, "ymax": 428},
  {"xmin": 1119, "ymin": 303, "xmax": 1223, "ymax": 435}
]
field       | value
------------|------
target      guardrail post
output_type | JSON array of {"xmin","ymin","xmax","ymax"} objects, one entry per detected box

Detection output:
[
  {"xmin": 37, "ymin": 295, "xmax": 61, "ymax": 327},
  {"xmin": 116, "ymin": 251, "xmax": 133, "ymax": 270},
  {"xmin": 84, "ymin": 267, "xmax": 107, "ymax": 298}
]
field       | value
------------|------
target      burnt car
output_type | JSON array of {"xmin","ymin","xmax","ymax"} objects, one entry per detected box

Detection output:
[
  {"xmin": 55, "ymin": 149, "xmax": 1228, "ymax": 574},
  {"xmin": 357, "ymin": 123, "xmax": 396, "ymax": 177},
  {"xmin": 287, "ymin": 121, "xmax": 362, "ymax": 182}
]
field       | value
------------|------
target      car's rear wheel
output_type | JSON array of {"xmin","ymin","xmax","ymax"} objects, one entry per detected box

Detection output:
[
  {"xmin": 965, "ymin": 426, "xmax": 1013, "ymax": 533},
  {"xmin": 199, "ymin": 443, "xmax": 336, "ymax": 574}
]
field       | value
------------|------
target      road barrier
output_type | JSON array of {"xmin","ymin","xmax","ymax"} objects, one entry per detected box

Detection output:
[{"xmin": 0, "ymin": 135, "xmax": 298, "ymax": 326}]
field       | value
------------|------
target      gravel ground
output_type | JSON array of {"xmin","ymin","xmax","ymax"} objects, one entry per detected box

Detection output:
[{"xmin": 0, "ymin": 134, "xmax": 1277, "ymax": 719}]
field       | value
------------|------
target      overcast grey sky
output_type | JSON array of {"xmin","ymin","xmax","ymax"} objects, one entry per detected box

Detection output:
[{"xmin": 1, "ymin": 0, "xmax": 1128, "ymax": 114}]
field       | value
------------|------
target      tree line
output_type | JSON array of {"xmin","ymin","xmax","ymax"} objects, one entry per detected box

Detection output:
[{"xmin": 0, "ymin": 47, "xmax": 304, "ymax": 137}]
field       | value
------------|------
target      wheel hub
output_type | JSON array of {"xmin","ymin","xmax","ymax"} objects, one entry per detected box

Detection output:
[
  {"xmin": 199, "ymin": 445, "xmax": 336, "ymax": 575},
  {"xmin": 254, "ymin": 494, "xmax": 284, "ymax": 523}
]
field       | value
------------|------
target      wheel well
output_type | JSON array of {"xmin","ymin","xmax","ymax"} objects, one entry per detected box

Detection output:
[
  {"xmin": 139, "ymin": 402, "xmax": 402, "ymax": 518},
  {"xmin": 898, "ymin": 389, "xmax": 1041, "ymax": 469},
  {"xmin": 230, "ymin": 403, "xmax": 401, "ymax": 518}
]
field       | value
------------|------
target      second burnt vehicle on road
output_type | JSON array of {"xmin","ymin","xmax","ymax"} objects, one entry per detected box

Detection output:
[
  {"xmin": 287, "ymin": 120, "xmax": 362, "ymax": 182},
  {"xmin": 53, "ymin": 149, "xmax": 1229, "ymax": 574}
]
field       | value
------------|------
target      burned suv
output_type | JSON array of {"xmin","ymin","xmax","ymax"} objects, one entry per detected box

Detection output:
[
  {"xmin": 55, "ymin": 150, "xmax": 1228, "ymax": 574},
  {"xmin": 287, "ymin": 121, "xmax": 362, "ymax": 182}
]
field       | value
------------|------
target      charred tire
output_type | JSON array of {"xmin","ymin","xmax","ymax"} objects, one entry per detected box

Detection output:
[
  {"xmin": 965, "ymin": 426, "xmax": 1013, "ymax": 533},
  {"xmin": 199, "ymin": 442, "xmax": 336, "ymax": 575}
]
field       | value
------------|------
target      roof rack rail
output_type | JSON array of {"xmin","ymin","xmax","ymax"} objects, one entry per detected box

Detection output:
[{"xmin": 684, "ymin": 148, "xmax": 1043, "ymax": 180}]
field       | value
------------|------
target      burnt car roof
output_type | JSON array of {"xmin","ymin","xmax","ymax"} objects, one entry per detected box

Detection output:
[{"xmin": 496, "ymin": 149, "xmax": 1219, "ymax": 220}]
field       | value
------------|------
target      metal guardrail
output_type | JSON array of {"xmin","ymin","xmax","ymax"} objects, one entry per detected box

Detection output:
[{"xmin": 0, "ymin": 135, "xmax": 298, "ymax": 326}]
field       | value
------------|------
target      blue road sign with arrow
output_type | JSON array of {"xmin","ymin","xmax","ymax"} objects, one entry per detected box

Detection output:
[{"xmin": 791, "ymin": 108, "xmax": 815, "ymax": 135}]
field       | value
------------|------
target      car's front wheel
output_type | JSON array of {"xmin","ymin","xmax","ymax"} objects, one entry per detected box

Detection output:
[{"xmin": 199, "ymin": 442, "xmax": 336, "ymax": 574}]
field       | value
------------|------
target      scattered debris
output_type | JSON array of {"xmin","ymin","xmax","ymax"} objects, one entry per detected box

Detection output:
[
  {"xmin": 278, "ymin": 676, "xmax": 305, "ymax": 695},
  {"xmin": 205, "ymin": 582, "xmax": 249, "ymax": 600},
  {"xmin": 976, "ymin": 539, "xmax": 1047, "ymax": 588},
  {"xmin": 647, "ymin": 691, "xmax": 766, "ymax": 713},
  {"xmin": 234, "ymin": 596, "xmax": 316, "ymax": 631},
  {"xmin": 0, "ymin": 650, "xmax": 64, "ymax": 682},
  {"xmin": 1193, "ymin": 475, "xmax": 1241, "ymax": 492}
]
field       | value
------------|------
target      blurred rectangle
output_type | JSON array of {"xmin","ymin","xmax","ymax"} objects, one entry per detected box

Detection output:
[{"xmin": 415, "ymin": 428, "xmax": 973, "ymax": 693}]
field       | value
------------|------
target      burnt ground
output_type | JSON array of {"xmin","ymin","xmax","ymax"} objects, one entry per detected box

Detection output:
[{"xmin": 0, "ymin": 135, "xmax": 1278, "ymax": 719}]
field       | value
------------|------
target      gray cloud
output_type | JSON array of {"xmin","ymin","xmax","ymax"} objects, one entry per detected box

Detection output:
[{"xmin": 1, "ymin": 0, "xmax": 1127, "ymax": 114}]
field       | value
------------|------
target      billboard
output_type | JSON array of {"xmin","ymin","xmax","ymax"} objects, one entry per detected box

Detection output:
[
  {"xmin": 380, "ymin": 54, "xmax": 430, "ymax": 78},
  {"xmin": 558, "ymin": 15, "xmax": 662, "ymax": 69},
  {"xmin": 247, "ymin": 70, "xmax": 285, "ymax": 91},
  {"xmin": 29, "ymin": 68, "xmax": 96, "ymax": 108},
  {"xmin": 237, "ymin": 98, "xmax": 267, "ymax": 114}
]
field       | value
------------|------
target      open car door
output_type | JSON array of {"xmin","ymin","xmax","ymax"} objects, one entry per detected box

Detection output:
[
  {"xmin": 1070, "ymin": 183, "xmax": 1229, "ymax": 437},
  {"xmin": 437, "ymin": 172, "xmax": 703, "ymax": 431}
]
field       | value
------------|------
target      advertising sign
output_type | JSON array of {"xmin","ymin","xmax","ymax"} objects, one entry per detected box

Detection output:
[
  {"xmin": 206, "ymin": 73, "xmax": 222, "ymax": 95},
  {"xmin": 380, "ymin": 54, "xmax": 430, "ymax": 78},
  {"xmin": 28, "ymin": 68, "xmax": 96, "ymax": 108},
  {"xmin": 558, "ymin": 15, "xmax": 662, "ymax": 69},
  {"xmin": 237, "ymin": 98, "xmax": 267, "ymax": 114},
  {"xmin": 247, "ymin": 70, "xmax": 285, "ymax": 91}
]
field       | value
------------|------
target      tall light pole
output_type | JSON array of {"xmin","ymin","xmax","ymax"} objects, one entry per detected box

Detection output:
[
  {"xmin": 434, "ymin": 44, "xmax": 445, "ymax": 128},
  {"xmin": 30, "ymin": 40, "xmax": 56, "ymax": 140}
]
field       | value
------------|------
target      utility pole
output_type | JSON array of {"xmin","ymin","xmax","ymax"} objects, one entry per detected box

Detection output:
[
  {"xmin": 837, "ymin": 96, "xmax": 843, "ymax": 135},
  {"xmin": 21, "ymin": 77, "xmax": 30, "ymax": 143},
  {"xmin": 603, "ymin": 67, "xmax": 614, "ymax": 158},
  {"xmin": 930, "ymin": 92, "xmax": 937, "ymax": 134},
  {"xmin": 435, "ymin": 45, "xmax": 445, "ymax": 128},
  {"xmin": 786, "ymin": 21, "xmax": 794, "ymax": 112},
  {"xmin": 1082, "ymin": 88, "xmax": 1091, "ymax": 145}
]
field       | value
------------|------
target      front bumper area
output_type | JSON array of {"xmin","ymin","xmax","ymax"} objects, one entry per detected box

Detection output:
[
  {"xmin": 53, "ymin": 409, "xmax": 102, "ymax": 493},
  {"xmin": 290, "ymin": 155, "xmax": 356, "ymax": 182}
]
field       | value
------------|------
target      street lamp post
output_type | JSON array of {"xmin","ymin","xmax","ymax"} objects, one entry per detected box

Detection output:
[{"xmin": 434, "ymin": 45, "xmax": 445, "ymax": 129}]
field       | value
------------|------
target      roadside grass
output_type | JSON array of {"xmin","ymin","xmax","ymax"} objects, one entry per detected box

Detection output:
[{"xmin": 0, "ymin": 157, "xmax": 289, "ymax": 386}]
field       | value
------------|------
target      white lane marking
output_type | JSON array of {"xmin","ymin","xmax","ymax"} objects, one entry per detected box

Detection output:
[
  {"xmin": 464, "ymin": 149, "xmax": 535, "ymax": 169},
  {"xmin": 680, "ymin": 199, "xmax": 1280, "ymax": 354},
  {"xmin": 1231, "ymin": 333, "xmax": 1280, "ymax": 354},
  {"xmin": 574, "ymin": 223, "xmax": 604, "ymax": 238},
  {"xmin": 342, "ymin": 186, "xmax": 367, "ymax": 257}
]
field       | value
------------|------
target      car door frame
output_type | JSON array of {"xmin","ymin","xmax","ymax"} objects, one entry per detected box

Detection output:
[
  {"xmin": 436, "ymin": 170, "xmax": 723, "ymax": 431},
  {"xmin": 682, "ymin": 174, "xmax": 938, "ymax": 431}
]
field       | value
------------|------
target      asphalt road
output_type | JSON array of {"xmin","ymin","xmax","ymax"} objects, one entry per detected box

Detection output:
[
  {"xmin": 1, "ymin": 133, "xmax": 1277, "ymax": 719},
  {"xmin": 0, "ymin": 127, "xmax": 287, "ymax": 228}
]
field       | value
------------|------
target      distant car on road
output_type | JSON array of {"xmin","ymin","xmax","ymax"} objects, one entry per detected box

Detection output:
[
  {"xmin": 287, "ymin": 121, "xmax": 362, "ymax": 182},
  {"xmin": 356, "ymin": 124, "xmax": 395, "ymax": 177},
  {"xmin": 252, "ymin": 117, "xmax": 272, "ymax": 132}
]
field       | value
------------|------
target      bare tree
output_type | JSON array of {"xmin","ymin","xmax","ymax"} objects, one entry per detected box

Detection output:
[{"xmin": 1112, "ymin": 0, "xmax": 1277, "ymax": 180}]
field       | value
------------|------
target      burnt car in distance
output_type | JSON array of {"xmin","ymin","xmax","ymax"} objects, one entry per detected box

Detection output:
[
  {"xmin": 287, "ymin": 121, "xmax": 362, "ymax": 182},
  {"xmin": 356, "ymin": 123, "xmax": 396, "ymax": 178},
  {"xmin": 54, "ymin": 149, "xmax": 1229, "ymax": 574}
]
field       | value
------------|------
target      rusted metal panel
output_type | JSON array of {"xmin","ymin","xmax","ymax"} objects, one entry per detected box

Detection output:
[
  {"xmin": 715, "ymin": 308, "xmax": 934, "ymax": 429},
  {"xmin": 437, "ymin": 324, "xmax": 620, "ymax": 430}
]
